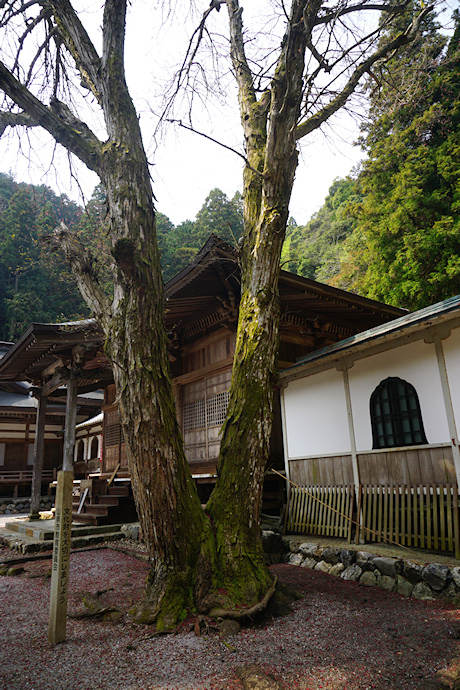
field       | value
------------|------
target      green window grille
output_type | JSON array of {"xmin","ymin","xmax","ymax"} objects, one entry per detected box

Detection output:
[{"xmin": 370, "ymin": 377, "xmax": 427, "ymax": 449}]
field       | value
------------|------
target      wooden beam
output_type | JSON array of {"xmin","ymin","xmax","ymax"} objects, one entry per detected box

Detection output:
[
  {"xmin": 41, "ymin": 357, "xmax": 69, "ymax": 379},
  {"xmin": 48, "ymin": 375, "xmax": 77, "ymax": 645},
  {"xmin": 41, "ymin": 368, "xmax": 70, "ymax": 397}
]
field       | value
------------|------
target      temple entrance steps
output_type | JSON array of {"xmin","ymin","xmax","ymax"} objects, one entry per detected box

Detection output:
[{"xmin": 72, "ymin": 477, "xmax": 137, "ymax": 527}]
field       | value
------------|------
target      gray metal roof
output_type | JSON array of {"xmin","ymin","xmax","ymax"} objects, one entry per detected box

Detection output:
[
  {"xmin": 280, "ymin": 294, "xmax": 460, "ymax": 379},
  {"xmin": 0, "ymin": 389, "xmax": 38, "ymax": 409}
]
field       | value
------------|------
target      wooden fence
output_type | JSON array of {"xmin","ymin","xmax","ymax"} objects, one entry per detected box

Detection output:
[
  {"xmin": 285, "ymin": 485, "xmax": 355, "ymax": 542},
  {"xmin": 359, "ymin": 483, "xmax": 460, "ymax": 558},
  {"xmin": 285, "ymin": 482, "xmax": 460, "ymax": 558}
]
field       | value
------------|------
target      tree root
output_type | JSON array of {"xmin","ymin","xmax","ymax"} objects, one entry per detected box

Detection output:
[
  {"xmin": 68, "ymin": 590, "xmax": 122, "ymax": 620},
  {"xmin": 209, "ymin": 576, "xmax": 277, "ymax": 620},
  {"xmin": 237, "ymin": 664, "xmax": 284, "ymax": 689}
]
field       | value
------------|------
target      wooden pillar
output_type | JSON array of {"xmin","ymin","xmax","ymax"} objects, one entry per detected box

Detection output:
[
  {"xmin": 48, "ymin": 375, "xmax": 77, "ymax": 645},
  {"xmin": 340, "ymin": 363, "xmax": 361, "ymax": 495},
  {"xmin": 434, "ymin": 335, "xmax": 460, "ymax": 487},
  {"xmin": 29, "ymin": 395, "xmax": 47, "ymax": 519}
]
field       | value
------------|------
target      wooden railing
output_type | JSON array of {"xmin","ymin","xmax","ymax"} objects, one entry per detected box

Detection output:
[
  {"xmin": 285, "ymin": 481, "xmax": 460, "ymax": 558},
  {"xmin": 0, "ymin": 469, "xmax": 57, "ymax": 484}
]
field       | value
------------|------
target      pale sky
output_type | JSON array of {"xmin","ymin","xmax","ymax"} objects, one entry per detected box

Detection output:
[{"xmin": 0, "ymin": 0, "xmax": 452, "ymax": 227}]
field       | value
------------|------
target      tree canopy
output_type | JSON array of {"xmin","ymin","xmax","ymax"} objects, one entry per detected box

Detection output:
[{"xmin": 332, "ymin": 9, "xmax": 460, "ymax": 309}]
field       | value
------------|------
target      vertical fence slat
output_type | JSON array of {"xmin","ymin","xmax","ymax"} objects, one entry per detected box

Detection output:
[
  {"xmin": 419, "ymin": 484, "xmax": 425, "ymax": 550},
  {"xmin": 406, "ymin": 486, "xmax": 412, "ymax": 547},
  {"xmin": 432, "ymin": 485, "xmax": 438, "ymax": 550},
  {"xmin": 439, "ymin": 486, "xmax": 446, "ymax": 552},
  {"xmin": 446, "ymin": 485, "xmax": 453, "ymax": 554},
  {"xmin": 347, "ymin": 485, "xmax": 354, "ymax": 543},
  {"xmin": 453, "ymin": 486, "xmax": 460, "ymax": 561}
]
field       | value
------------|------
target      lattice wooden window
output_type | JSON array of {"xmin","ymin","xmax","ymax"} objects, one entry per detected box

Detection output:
[
  {"xmin": 183, "ymin": 398, "xmax": 206, "ymax": 432},
  {"xmin": 371, "ymin": 377, "xmax": 427, "ymax": 449},
  {"xmin": 183, "ymin": 390, "xmax": 230, "ymax": 432}
]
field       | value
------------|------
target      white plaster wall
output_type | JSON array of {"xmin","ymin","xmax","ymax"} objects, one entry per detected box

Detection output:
[
  {"xmin": 349, "ymin": 339, "xmax": 449, "ymax": 451},
  {"xmin": 442, "ymin": 327, "xmax": 460, "ymax": 438},
  {"xmin": 283, "ymin": 368, "xmax": 350, "ymax": 459}
]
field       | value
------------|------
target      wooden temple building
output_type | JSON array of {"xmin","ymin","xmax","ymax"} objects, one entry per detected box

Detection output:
[{"xmin": 0, "ymin": 236, "xmax": 404, "ymax": 521}]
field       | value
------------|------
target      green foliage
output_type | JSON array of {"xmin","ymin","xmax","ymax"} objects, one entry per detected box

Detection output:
[
  {"xmin": 0, "ymin": 175, "xmax": 88, "ymax": 340},
  {"xmin": 332, "ymin": 11, "xmax": 460, "ymax": 310},
  {"xmin": 281, "ymin": 177, "xmax": 361, "ymax": 282},
  {"xmin": 158, "ymin": 189, "xmax": 243, "ymax": 282}
]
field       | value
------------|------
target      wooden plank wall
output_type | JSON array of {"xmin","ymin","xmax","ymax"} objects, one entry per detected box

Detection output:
[
  {"xmin": 358, "ymin": 447, "xmax": 455, "ymax": 486},
  {"xmin": 287, "ymin": 446, "xmax": 455, "ymax": 488},
  {"xmin": 289, "ymin": 455, "xmax": 354, "ymax": 487}
]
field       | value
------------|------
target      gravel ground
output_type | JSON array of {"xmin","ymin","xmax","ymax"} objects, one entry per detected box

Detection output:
[{"xmin": 0, "ymin": 546, "xmax": 459, "ymax": 690}]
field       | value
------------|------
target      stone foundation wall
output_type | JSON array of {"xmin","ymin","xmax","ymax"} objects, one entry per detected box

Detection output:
[
  {"xmin": 0, "ymin": 496, "xmax": 54, "ymax": 515},
  {"xmin": 286, "ymin": 540, "xmax": 460, "ymax": 604}
]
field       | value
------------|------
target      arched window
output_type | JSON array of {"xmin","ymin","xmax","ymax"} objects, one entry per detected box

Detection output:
[
  {"xmin": 90, "ymin": 436, "xmax": 99, "ymax": 459},
  {"xmin": 370, "ymin": 377, "xmax": 428, "ymax": 449},
  {"xmin": 76, "ymin": 439, "xmax": 85, "ymax": 462}
]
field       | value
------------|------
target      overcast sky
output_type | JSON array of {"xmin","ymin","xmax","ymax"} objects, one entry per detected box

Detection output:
[{"xmin": 0, "ymin": 0, "xmax": 453, "ymax": 227}]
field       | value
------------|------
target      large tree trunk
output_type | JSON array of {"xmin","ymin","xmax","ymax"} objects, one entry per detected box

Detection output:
[
  {"xmin": 101, "ymin": 163, "xmax": 216, "ymax": 629},
  {"xmin": 51, "ymin": 0, "xmax": 217, "ymax": 630},
  {"xmin": 206, "ymin": 0, "xmax": 306, "ymax": 609}
]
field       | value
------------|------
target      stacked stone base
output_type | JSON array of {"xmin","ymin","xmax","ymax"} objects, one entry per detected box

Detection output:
[
  {"xmin": 286, "ymin": 540, "xmax": 460, "ymax": 604},
  {"xmin": 0, "ymin": 496, "xmax": 54, "ymax": 515}
]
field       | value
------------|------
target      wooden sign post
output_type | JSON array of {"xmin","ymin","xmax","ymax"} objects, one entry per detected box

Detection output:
[
  {"xmin": 48, "ymin": 375, "xmax": 77, "ymax": 645},
  {"xmin": 48, "ymin": 470, "xmax": 73, "ymax": 644}
]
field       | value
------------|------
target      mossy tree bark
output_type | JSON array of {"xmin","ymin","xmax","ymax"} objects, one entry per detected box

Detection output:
[
  {"xmin": 0, "ymin": 0, "xmax": 215, "ymax": 630},
  {"xmin": 207, "ymin": 0, "xmax": 308, "ymax": 608},
  {"xmin": 207, "ymin": 0, "xmax": 434, "ymax": 609}
]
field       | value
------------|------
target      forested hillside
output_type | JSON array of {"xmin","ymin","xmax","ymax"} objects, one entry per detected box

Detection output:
[
  {"xmin": 284, "ymin": 8, "xmax": 460, "ymax": 311},
  {"xmin": 0, "ymin": 177, "xmax": 243, "ymax": 341},
  {"xmin": 0, "ymin": 174, "xmax": 89, "ymax": 341}
]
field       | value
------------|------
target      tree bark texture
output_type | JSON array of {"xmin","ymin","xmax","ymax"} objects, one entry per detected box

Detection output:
[
  {"xmin": 207, "ymin": 0, "xmax": 308, "ymax": 608},
  {"xmin": 0, "ymin": 0, "xmax": 217, "ymax": 630}
]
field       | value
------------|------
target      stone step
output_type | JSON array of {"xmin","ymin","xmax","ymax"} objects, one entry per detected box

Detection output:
[
  {"xmin": 2, "ymin": 518, "xmax": 125, "ymax": 540},
  {"xmin": 0, "ymin": 519, "xmax": 129, "ymax": 555}
]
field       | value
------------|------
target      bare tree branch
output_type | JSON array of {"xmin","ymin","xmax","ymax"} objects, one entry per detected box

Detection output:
[
  {"xmin": 296, "ymin": 4, "xmax": 434, "ymax": 140},
  {"xmin": 0, "ymin": 60, "xmax": 102, "ymax": 171},
  {"xmin": 47, "ymin": 0, "xmax": 102, "ymax": 104},
  {"xmin": 51, "ymin": 222, "xmax": 111, "ymax": 325},
  {"xmin": 0, "ymin": 109, "xmax": 37, "ymax": 135},
  {"xmin": 315, "ymin": 2, "xmax": 410, "ymax": 26},
  {"xmin": 166, "ymin": 117, "xmax": 263, "ymax": 175}
]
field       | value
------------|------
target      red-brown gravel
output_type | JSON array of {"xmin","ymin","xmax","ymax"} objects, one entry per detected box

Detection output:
[{"xmin": 0, "ymin": 550, "xmax": 459, "ymax": 689}]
